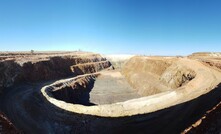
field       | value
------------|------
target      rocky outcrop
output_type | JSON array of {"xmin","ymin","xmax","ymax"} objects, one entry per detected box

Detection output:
[
  {"xmin": 160, "ymin": 64, "xmax": 196, "ymax": 89},
  {"xmin": 0, "ymin": 60, "xmax": 22, "ymax": 92}
]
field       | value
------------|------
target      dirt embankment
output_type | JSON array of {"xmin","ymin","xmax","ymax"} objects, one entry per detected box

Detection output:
[
  {"xmin": 104, "ymin": 54, "xmax": 134, "ymax": 70},
  {"xmin": 188, "ymin": 52, "xmax": 221, "ymax": 71},
  {"xmin": 189, "ymin": 52, "xmax": 221, "ymax": 58},
  {"xmin": 181, "ymin": 53, "xmax": 221, "ymax": 133},
  {"xmin": 122, "ymin": 56, "xmax": 196, "ymax": 96}
]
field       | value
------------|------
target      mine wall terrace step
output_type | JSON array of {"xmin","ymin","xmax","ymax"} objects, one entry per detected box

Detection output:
[{"xmin": 70, "ymin": 60, "xmax": 110, "ymax": 67}]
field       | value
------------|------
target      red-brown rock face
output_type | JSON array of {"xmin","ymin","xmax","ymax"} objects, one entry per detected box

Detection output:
[{"xmin": 0, "ymin": 53, "xmax": 111, "ymax": 92}]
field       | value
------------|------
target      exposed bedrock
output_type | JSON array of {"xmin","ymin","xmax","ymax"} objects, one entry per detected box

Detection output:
[
  {"xmin": 160, "ymin": 64, "xmax": 196, "ymax": 89},
  {"xmin": 51, "ymin": 75, "xmax": 97, "ymax": 106},
  {"xmin": 0, "ymin": 53, "xmax": 111, "ymax": 93},
  {"xmin": 0, "ymin": 60, "xmax": 21, "ymax": 92},
  {"xmin": 70, "ymin": 61, "xmax": 112, "ymax": 75},
  {"xmin": 0, "ymin": 52, "xmax": 111, "ymax": 133}
]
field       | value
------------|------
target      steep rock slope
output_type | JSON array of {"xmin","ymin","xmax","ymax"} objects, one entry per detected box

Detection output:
[
  {"xmin": 0, "ymin": 52, "xmax": 111, "ymax": 93},
  {"xmin": 0, "ymin": 52, "xmax": 111, "ymax": 133}
]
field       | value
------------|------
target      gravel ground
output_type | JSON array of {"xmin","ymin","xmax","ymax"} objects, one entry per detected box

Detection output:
[{"xmin": 90, "ymin": 71, "xmax": 141, "ymax": 104}]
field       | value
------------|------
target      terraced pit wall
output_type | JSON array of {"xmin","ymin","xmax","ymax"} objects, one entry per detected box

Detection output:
[
  {"xmin": 51, "ymin": 75, "xmax": 98, "ymax": 106},
  {"xmin": 40, "ymin": 56, "xmax": 221, "ymax": 133},
  {"xmin": 2, "ymin": 53, "xmax": 221, "ymax": 133},
  {"xmin": 0, "ymin": 53, "xmax": 111, "ymax": 93},
  {"xmin": 0, "ymin": 53, "xmax": 112, "ymax": 133}
]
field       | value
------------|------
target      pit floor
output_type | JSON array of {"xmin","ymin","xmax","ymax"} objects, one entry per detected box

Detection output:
[{"xmin": 90, "ymin": 70, "xmax": 141, "ymax": 104}]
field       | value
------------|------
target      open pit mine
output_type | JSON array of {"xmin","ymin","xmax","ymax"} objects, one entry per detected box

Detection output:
[{"xmin": 1, "ymin": 52, "xmax": 221, "ymax": 134}]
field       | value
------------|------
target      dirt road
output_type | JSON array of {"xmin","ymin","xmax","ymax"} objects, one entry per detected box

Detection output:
[
  {"xmin": 0, "ymin": 80, "xmax": 93, "ymax": 133},
  {"xmin": 0, "ymin": 71, "xmax": 141, "ymax": 133}
]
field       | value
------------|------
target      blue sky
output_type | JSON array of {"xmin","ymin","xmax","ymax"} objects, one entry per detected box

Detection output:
[{"xmin": 0, "ymin": 0, "xmax": 221, "ymax": 55}]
